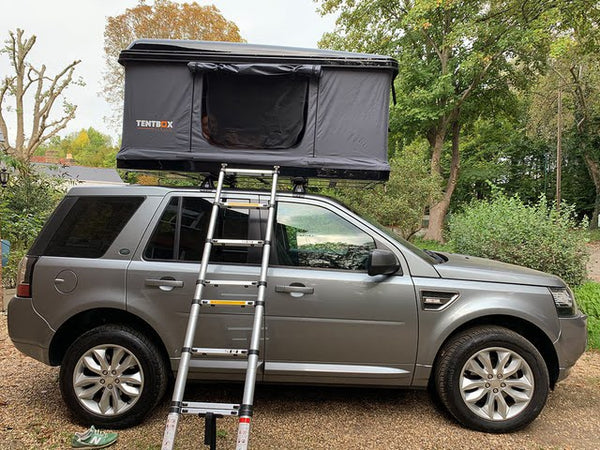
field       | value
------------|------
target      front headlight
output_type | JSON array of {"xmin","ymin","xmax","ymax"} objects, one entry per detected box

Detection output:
[{"xmin": 550, "ymin": 287, "xmax": 576, "ymax": 316}]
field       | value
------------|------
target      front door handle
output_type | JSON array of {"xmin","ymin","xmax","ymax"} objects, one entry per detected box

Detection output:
[
  {"xmin": 145, "ymin": 278, "xmax": 184, "ymax": 292},
  {"xmin": 275, "ymin": 285, "xmax": 314, "ymax": 294}
]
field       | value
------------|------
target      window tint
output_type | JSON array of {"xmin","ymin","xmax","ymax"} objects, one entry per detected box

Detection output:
[
  {"xmin": 145, "ymin": 196, "xmax": 252, "ymax": 263},
  {"xmin": 143, "ymin": 198, "xmax": 179, "ymax": 260},
  {"xmin": 275, "ymin": 202, "xmax": 375, "ymax": 270},
  {"xmin": 202, "ymin": 72, "xmax": 308, "ymax": 149},
  {"xmin": 43, "ymin": 196, "xmax": 144, "ymax": 258}
]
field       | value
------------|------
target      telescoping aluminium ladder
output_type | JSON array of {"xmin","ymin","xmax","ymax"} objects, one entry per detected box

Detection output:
[{"xmin": 162, "ymin": 164, "xmax": 279, "ymax": 450}]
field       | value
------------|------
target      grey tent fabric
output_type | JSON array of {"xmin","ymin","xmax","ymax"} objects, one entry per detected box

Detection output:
[
  {"xmin": 187, "ymin": 62, "xmax": 322, "ymax": 78},
  {"xmin": 118, "ymin": 40, "xmax": 397, "ymax": 180}
]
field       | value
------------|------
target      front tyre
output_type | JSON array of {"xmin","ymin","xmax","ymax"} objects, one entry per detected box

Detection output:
[
  {"xmin": 60, "ymin": 324, "xmax": 168, "ymax": 429},
  {"xmin": 435, "ymin": 326, "xmax": 549, "ymax": 433}
]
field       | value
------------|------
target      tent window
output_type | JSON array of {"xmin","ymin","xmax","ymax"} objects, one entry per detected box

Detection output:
[{"xmin": 202, "ymin": 72, "xmax": 308, "ymax": 149}]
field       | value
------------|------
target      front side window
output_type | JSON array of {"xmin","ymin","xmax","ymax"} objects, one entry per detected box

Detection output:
[
  {"xmin": 144, "ymin": 196, "xmax": 252, "ymax": 263},
  {"xmin": 275, "ymin": 202, "xmax": 375, "ymax": 270}
]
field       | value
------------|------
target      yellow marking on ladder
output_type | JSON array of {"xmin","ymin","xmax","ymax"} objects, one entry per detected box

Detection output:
[
  {"xmin": 204, "ymin": 300, "xmax": 252, "ymax": 306},
  {"xmin": 226, "ymin": 202, "xmax": 262, "ymax": 208}
]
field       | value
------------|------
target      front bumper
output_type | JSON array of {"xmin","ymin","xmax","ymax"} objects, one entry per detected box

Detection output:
[
  {"xmin": 7, "ymin": 296, "xmax": 54, "ymax": 365},
  {"xmin": 555, "ymin": 311, "xmax": 587, "ymax": 382}
]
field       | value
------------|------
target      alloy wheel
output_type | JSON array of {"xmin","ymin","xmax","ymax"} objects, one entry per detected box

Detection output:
[
  {"xmin": 72, "ymin": 344, "xmax": 144, "ymax": 416},
  {"xmin": 459, "ymin": 346, "xmax": 534, "ymax": 421}
]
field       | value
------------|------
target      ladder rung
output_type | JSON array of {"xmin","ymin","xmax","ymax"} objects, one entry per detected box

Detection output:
[
  {"xmin": 181, "ymin": 401, "xmax": 240, "ymax": 416},
  {"xmin": 219, "ymin": 201, "xmax": 269, "ymax": 209},
  {"xmin": 191, "ymin": 348, "xmax": 248, "ymax": 357},
  {"xmin": 201, "ymin": 299, "xmax": 255, "ymax": 307},
  {"xmin": 223, "ymin": 168, "xmax": 277, "ymax": 176},
  {"xmin": 204, "ymin": 280, "xmax": 258, "ymax": 287},
  {"xmin": 211, "ymin": 239, "xmax": 264, "ymax": 247}
]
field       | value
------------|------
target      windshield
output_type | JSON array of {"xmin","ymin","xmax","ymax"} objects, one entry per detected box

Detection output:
[{"xmin": 331, "ymin": 197, "xmax": 441, "ymax": 265}]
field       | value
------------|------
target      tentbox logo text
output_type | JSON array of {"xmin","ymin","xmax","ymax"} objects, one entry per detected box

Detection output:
[{"xmin": 136, "ymin": 120, "xmax": 173, "ymax": 129}]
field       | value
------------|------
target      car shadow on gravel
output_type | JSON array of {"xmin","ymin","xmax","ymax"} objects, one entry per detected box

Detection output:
[
  {"xmin": 180, "ymin": 381, "xmax": 437, "ymax": 410},
  {"xmin": 165, "ymin": 380, "xmax": 457, "ymax": 426}
]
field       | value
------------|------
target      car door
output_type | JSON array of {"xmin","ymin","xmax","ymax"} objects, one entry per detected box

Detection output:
[
  {"xmin": 126, "ymin": 191, "xmax": 264, "ymax": 381},
  {"xmin": 263, "ymin": 197, "xmax": 418, "ymax": 386}
]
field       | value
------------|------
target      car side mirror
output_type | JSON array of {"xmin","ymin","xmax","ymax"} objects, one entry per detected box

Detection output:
[{"xmin": 367, "ymin": 249, "xmax": 400, "ymax": 276}]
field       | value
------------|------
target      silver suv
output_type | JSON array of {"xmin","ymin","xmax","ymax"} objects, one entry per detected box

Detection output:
[{"xmin": 7, "ymin": 184, "xmax": 587, "ymax": 433}]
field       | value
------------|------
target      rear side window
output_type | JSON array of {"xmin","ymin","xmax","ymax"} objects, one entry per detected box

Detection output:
[
  {"xmin": 144, "ymin": 196, "xmax": 252, "ymax": 263},
  {"xmin": 42, "ymin": 196, "xmax": 144, "ymax": 258}
]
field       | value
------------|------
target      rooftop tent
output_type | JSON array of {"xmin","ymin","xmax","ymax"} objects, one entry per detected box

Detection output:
[{"xmin": 117, "ymin": 39, "xmax": 398, "ymax": 181}]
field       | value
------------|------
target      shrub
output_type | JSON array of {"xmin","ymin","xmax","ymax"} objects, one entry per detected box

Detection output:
[
  {"xmin": 0, "ymin": 164, "xmax": 67, "ymax": 287},
  {"xmin": 325, "ymin": 139, "xmax": 441, "ymax": 239},
  {"xmin": 410, "ymin": 237, "xmax": 455, "ymax": 253},
  {"xmin": 2, "ymin": 248, "xmax": 26, "ymax": 288},
  {"xmin": 448, "ymin": 191, "xmax": 589, "ymax": 286},
  {"xmin": 573, "ymin": 282, "xmax": 600, "ymax": 349}
]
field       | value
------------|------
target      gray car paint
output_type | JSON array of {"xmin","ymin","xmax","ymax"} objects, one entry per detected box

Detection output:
[
  {"xmin": 126, "ymin": 191, "xmax": 271, "ymax": 381},
  {"xmin": 435, "ymin": 252, "xmax": 566, "ymax": 287},
  {"xmin": 7, "ymin": 185, "xmax": 587, "ymax": 393},
  {"xmin": 262, "ymin": 195, "xmax": 418, "ymax": 385}
]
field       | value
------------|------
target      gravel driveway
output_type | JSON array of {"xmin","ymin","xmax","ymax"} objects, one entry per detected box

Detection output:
[{"xmin": 1, "ymin": 316, "xmax": 599, "ymax": 449}]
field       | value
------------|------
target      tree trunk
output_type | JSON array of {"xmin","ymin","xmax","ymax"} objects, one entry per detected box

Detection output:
[
  {"xmin": 424, "ymin": 120, "xmax": 461, "ymax": 241},
  {"xmin": 584, "ymin": 153, "xmax": 600, "ymax": 229}
]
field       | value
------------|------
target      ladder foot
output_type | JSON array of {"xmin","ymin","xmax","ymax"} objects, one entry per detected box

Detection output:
[{"xmin": 204, "ymin": 412, "xmax": 218, "ymax": 450}]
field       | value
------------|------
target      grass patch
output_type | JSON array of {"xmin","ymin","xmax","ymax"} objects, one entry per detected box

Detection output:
[
  {"xmin": 586, "ymin": 228, "xmax": 600, "ymax": 243},
  {"xmin": 573, "ymin": 281, "xmax": 600, "ymax": 349}
]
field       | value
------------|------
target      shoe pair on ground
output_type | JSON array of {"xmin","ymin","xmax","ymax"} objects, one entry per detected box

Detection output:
[{"xmin": 71, "ymin": 425, "xmax": 118, "ymax": 449}]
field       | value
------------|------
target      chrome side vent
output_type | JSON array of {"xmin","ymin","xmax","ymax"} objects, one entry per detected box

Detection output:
[{"xmin": 421, "ymin": 291, "xmax": 459, "ymax": 311}]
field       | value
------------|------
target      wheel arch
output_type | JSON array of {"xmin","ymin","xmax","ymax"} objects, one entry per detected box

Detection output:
[
  {"xmin": 49, "ymin": 308, "xmax": 170, "ymax": 370},
  {"xmin": 430, "ymin": 315, "xmax": 559, "ymax": 389}
]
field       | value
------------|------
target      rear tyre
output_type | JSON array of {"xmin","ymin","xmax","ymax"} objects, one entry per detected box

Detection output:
[
  {"xmin": 60, "ymin": 324, "xmax": 168, "ymax": 429},
  {"xmin": 435, "ymin": 326, "xmax": 549, "ymax": 433}
]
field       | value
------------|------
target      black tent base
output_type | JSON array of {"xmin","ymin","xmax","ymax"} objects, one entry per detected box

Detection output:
[
  {"xmin": 120, "ymin": 168, "xmax": 383, "ymax": 191},
  {"xmin": 117, "ymin": 159, "xmax": 389, "ymax": 182}
]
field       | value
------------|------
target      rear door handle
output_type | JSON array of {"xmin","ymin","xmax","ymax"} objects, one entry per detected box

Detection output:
[
  {"xmin": 145, "ymin": 278, "xmax": 184, "ymax": 291},
  {"xmin": 275, "ymin": 285, "xmax": 314, "ymax": 294}
]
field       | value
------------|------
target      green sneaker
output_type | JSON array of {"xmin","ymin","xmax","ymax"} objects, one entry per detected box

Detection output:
[{"xmin": 71, "ymin": 426, "xmax": 118, "ymax": 449}]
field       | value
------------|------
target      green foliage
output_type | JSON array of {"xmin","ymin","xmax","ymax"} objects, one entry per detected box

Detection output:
[
  {"xmin": 448, "ymin": 190, "xmax": 589, "ymax": 286},
  {"xmin": 2, "ymin": 247, "xmax": 26, "ymax": 288},
  {"xmin": 324, "ymin": 140, "xmax": 441, "ymax": 238},
  {"xmin": 317, "ymin": 0, "xmax": 600, "ymax": 240},
  {"xmin": 0, "ymin": 162, "xmax": 67, "ymax": 287},
  {"xmin": 527, "ymin": 47, "xmax": 600, "ymax": 225},
  {"xmin": 587, "ymin": 229, "xmax": 600, "ymax": 242},
  {"xmin": 318, "ymin": 0, "xmax": 600, "ymax": 237},
  {"xmin": 38, "ymin": 128, "xmax": 118, "ymax": 168},
  {"xmin": 573, "ymin": 282, "xmax": 600, "ymax": 349},
  {"xmin": 453, "ymin": 110, "xmax": 548, "ymax": 202},
  {"xmin": 410, "ymin": 237, "xmax": 455, "ymax": 253}
]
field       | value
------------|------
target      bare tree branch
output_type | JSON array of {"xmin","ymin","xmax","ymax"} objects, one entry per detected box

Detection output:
[
  {"xmin": 0, "ymin": 77, "xmax": 15, "ymax": 152},
  {"xmin": 0, "ymin": 29, "xmax": 81, "ymax": 162}
]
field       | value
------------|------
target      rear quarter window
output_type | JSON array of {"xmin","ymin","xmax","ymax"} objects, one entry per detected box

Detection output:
[{"xmin": 33, "ymin": 196, "xmax": 144, "ymax": 258}]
